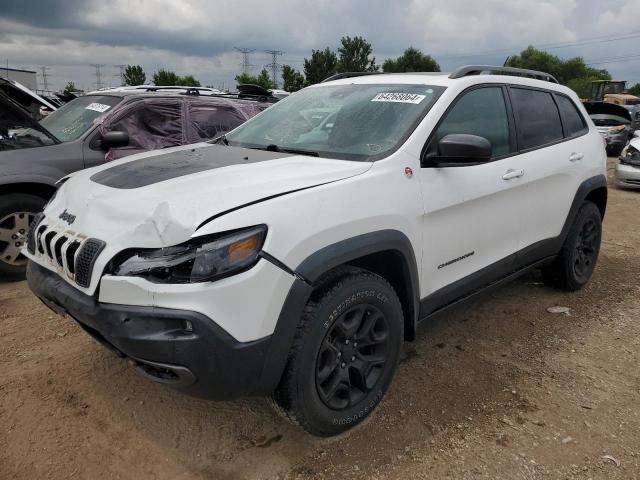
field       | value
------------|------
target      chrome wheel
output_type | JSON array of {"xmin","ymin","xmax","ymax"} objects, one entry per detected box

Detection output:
[{"xmin": 0, "ymin": 211, "xmax": 35, "ymax": 266}]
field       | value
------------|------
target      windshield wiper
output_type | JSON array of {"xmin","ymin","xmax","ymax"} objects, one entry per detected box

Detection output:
[
  {"xmin": 211, "ymin": 134, "xmax": 229, "ymax": 145},
  {"xmin": 263, "ymin": 144, "xmax": 319, "ymax": 157}
]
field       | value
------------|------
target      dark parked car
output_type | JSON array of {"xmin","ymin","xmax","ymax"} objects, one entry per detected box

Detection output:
[
  {"xmin": 584, "ymin": 101, "xmax": 638, "ymax": 155},
  {"xmin": 0, "ymin": 89, "xmax": 272, "ymax": 278}
]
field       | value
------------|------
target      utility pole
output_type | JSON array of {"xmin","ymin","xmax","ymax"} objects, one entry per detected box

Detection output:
[
  {"xmin": 39, "ymin": 66, "xmax": 51, "ymax": 92},
  {"xmin": 114, "ymin": 64, "xmax": 126, "ymax": 86},
  {"xmin": 234, "ymin": 47, "xmax": 255, "ymax": 75},
  {"xmin": 264, "ymin": 50, "xmax": 283, "ymax": 89},
  {"xmin": 90, "ymin": 64, "xmax": 106, "ymax": 90}
]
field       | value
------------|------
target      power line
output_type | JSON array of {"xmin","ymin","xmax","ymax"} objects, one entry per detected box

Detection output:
[
  {"xmin": 436, "ymin": 30, "xmax": 640, "ymax": 60},
  {"xmin": 90, "ymin": 63, "xmax": 106, "ymax": 90},
  {"xmin": 234, "ymin": 47, "xmax": 255, "ymax": 75},
  {"xmin": 265, "ymin": 49, "xmax": 283, "ymax": 88},
  {"xmin": 114, "ymin": 64, "xmax": 126, "ymax": 86}
]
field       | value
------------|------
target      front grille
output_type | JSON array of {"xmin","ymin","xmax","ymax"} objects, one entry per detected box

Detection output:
[
  {"xmin": 32, "ymin": 219, "xmax": 106, "ymax": 288},
  {"xmin": 75, "ymin": 238, "xmax": 106, "ymax": 288},
  {"xmin": 26, "ymin": 212, "xmax": 44, "ymax": 254}
]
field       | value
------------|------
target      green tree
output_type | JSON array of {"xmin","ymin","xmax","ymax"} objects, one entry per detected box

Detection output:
[
  {"xmin": 304, "ymin": 47, "xmax": 338, "ymax": 85},
  {"xmin": 235, "ymin": 68, "xmax": 275, "ymax": 89},
  {"xmin": 629, "ymin": 83, "xmax": 640, "ymax": 97},
  {"xmin": 63, "ymin": 81, "xmax": 77, "ymax": 95},
  {"xmin": 337, "ymin": 36, "xmax": 378, "ymax": 73},
  {"xmin": 281, "ymin": 65, "xmax": 305, "ymax": 92},
  {"xmin": 152, "ymin": 69, "xmax": 180, "ymax": 86},
  {"xmin": 382, "ymin": 47, "xmax": 440, "ymax": 73},
  {"xmin": 178, "ymin": 75, "xmax": 201, "ymax": 87},
  {"xmin": 505, "ymin": 46, "xmax": 610, "ymax": 97},
  {"xmin": 256, "ymin": 68, "xmax": 274, "ymax": 89},
  {"xmin": 123, "ymin": 65, "xmax": 146, "ymax": 85}
]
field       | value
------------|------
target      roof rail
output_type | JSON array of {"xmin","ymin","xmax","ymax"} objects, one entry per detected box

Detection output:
[
  {"xmin": 322, "ymin": 72, "xmax": 383, "ymax": 83},
  {"xmin": 449, "ymin": 65, "xmax": 559, "ymax": 84}
]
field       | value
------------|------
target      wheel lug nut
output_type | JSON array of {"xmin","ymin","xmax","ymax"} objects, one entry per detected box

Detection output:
[
  {"xmin": 15, "ymin": 242, "xmax": 21, "ymax": 247},
  {"xmin": 345, "ymin": 339, "xmax": 349, "ymax": 345},
  {"xmin": 19, "ymin": 229, "xmax": 25, "ymax": 234},
  {"xmin": 353, "ymin": 342, "xmax": 358, "ymax": 347},
  {"xmin": 341, "ymin": 362, "xmax": 346, "ymax": 368},
  {"xmin": 337, "ymin": 352, "xmax": 342, "ymax": 357},
  {"xmin": 11, "ymin": 234, "xmax": 17, "ymax": 239},
  {"xmin": 351, "ymin": 356, "xmax": 356, "ymax": 361}
]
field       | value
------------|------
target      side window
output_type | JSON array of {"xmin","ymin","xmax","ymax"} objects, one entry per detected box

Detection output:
[
  {"xmin": 187, "ymin": 102, "xmax": 247, "ymax": 142},
  {"xmin": 554, "ymin": 94, "xmax": 588, "ymax": 138},
  {"xmin": 104, "ymin": 100, "xmax": 183, "ymax": 160},
  {"xmin": 510, "ymin": 88, "xmax": 563, "ymax": 150},
  {"xmin": 434, "ymin": 87, "xmax": 511, "ymax": 158}
]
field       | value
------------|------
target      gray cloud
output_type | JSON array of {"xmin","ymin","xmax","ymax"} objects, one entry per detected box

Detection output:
[{"xmin": 1, "ymin": 0, "xmax": 639, "ymax": 91}]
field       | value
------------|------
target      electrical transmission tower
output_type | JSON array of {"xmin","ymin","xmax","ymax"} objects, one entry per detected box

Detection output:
[
  {"xmin": 114, "ymin": 64, "xmax": 126, "ymax": 86},
  {"xmin": 264, "ymin": 50, "xmax": 283, "ymax": 88},
  {"xmin": 234, "ymin": 47, "xmax": 255, "ymax": 75},
  {"xmin": 90, "ymin": 63, "xmax": 106, "ymax": 90},
  {"xmin": 39, "ymin": 66, "xmax": 51, "ymax": 92}
]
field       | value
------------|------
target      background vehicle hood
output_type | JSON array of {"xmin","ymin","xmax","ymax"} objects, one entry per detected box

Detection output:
[
  {"xmin": 584, "ymin": 101, "xmax": 633, "ymax": 123},
  {"xmin": 46, "ymin": 143, "xmax": 371, "ymax": 247}
]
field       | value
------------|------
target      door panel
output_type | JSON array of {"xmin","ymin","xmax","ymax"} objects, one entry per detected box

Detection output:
[
  {"xmin": 508, "ymin": 88, "xmax": 586, "ymax": 257},
  {"xmin": 419, "ymin": 86, "xmax": 524, "ymax": 301},
  {"xmin": 419, "ymin": 159, "xmax": 523, "ymax": 299}
]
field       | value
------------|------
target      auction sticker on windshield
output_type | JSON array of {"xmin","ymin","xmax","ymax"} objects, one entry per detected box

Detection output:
[
  {"xmin": 85, "ymin": 103, "xmax": 112, "ymax": 113},
  {"xmin": 371, "ymin": 93, "xmax": 426, "ymax": 104}
]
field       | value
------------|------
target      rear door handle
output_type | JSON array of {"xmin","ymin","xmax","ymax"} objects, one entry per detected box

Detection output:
[
  {"xmin": 502, "ymin": 169, "xmax": 525, "ymax": 180},
  {"xmin": 569, "ymin": 152, "xmax": 584, "ymax": 162}
]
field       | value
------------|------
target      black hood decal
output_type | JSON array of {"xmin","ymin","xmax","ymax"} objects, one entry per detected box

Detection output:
[{"xmin": 90, "ymin": 145, "xmax": 292, "ymax": 189}]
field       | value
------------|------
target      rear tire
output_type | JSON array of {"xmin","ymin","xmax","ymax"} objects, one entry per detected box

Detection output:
[
  {"xmin": 0, "ymin": 194, "xmax": 46, "ymax": 280},
  {"xmin": 542, "ymin": 201, "xmax": 602, "ymax": 291},
  {"xmin": 273, "ymin": 267, "xmax": 404, "ymax": 436}
]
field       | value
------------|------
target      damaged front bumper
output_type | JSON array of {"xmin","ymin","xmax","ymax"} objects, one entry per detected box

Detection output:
[{"xmin": 27, "ymin": 261, "xmax": 273, "ymax": 400}]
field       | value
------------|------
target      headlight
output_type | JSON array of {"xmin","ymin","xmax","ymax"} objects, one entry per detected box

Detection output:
[
  {"xmin": 621, "ymin": 145, "xmax": 640, "ymax": 165},
  {"xmin": 606, "ymin": 125, "xmax": 626, "ymax": 135},
  {"xmin": 112, "ymin": 225, "xmax": 267, "ymax": 283}
]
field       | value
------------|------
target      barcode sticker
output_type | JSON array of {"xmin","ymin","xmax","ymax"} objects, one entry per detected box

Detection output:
[
  {"xmin": 371, "ymin": 93, "xmax": 426, "ymax": 104},
  {"xmin": 85, "ymin": 103, "xmax": 111, "ymax": 113}
]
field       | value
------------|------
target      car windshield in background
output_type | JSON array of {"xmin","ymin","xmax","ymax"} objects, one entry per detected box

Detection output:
[
  {"xmin": 225, "ymin": 84, "xmax": 445, "ymax": 161},
  {"xmin": 40, "ymin": 95, "xmax": 122, "ymax": 142}
]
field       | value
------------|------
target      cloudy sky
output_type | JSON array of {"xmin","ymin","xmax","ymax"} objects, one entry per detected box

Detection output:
[{"xmin": 1, "ymin": 0, "xmax": 639, "ymax": 92}]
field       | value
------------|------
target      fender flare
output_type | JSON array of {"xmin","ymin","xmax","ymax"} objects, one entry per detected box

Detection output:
[{"xmin": 253, "ymin": 229, "xmax": 420, "ymax": 395}]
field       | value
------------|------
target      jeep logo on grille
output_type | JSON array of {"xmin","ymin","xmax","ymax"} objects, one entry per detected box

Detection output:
[{"xmin": 59, "ymin": 209, "xmax": 76, "ymax": 225}]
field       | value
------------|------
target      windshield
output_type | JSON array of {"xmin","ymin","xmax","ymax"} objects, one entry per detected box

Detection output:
[
  {"xmin": 225, "ymin": 83, "xmax": 445, "ymax": 161},
  {"xmin": 40, "ymin": 95, "xmax": 122, "ymax": 142}
]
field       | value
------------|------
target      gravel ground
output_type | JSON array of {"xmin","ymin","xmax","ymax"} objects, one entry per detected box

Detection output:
[{"xmin": 1, "ymin": 158, "xmax": 639, "ymax": 480}]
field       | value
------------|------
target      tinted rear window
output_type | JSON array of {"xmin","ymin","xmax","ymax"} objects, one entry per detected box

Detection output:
[
  {"xmin": 510, "ymin": 88, "xmax": 563, "ymax": 150},
  {"xmin": 555, "ymin": 94, "xmax": 587, "ymax": 137}
]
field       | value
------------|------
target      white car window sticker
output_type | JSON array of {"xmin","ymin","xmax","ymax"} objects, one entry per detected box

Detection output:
[{"xmin": 371, "ymin": 93, "xmax": 426, "ymax": 104}]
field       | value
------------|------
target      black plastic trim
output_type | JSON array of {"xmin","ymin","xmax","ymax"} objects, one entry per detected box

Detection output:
[
  {"xmin": 26, "ymin": 261, "xmax": 272, "ymax": 400},
  {"xmin": 449, "ymin": 65, "xmax": 559, "ymax": 83}
]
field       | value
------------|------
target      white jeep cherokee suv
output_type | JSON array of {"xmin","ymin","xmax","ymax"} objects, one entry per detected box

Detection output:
[{"xmin": 25, "ymin": 66, "xmax": 607, "ymax": 436}]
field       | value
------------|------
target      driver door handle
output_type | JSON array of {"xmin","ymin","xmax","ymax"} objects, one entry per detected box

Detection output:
[
  {"xmin": 569, "ymin": 152, "xmax": 584, "ymax": 162},
  {"xmin": 502, "ymin": 169, "xmax": 525, "ymax": 180}
]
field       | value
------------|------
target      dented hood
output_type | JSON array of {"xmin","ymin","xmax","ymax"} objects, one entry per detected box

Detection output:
[{"xmin": 47, "ymin": 143, "xmax": 371, "ymax": 247}]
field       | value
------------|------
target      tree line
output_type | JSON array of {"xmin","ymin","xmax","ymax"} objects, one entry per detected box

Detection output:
[{"xmin": 75, "ymin": 39, "xmax": 639, "ymax": 98}]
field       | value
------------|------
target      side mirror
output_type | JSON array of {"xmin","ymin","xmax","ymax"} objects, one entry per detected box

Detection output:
[
  {"xmin": 100, "ymin": 131, "xmax": 129, "ymax": 150},
  {"xmin": 431, "ymin": 134, "xmax": 492, "ymax": 167}
]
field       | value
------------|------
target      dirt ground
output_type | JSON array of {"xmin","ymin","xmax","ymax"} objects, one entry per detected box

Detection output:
[{"xmin": 1, "ymin": 158, "xmax": 639, "ymax": 480}]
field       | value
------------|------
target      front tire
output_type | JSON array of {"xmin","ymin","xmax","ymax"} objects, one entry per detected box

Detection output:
[
  {"xmin": 274, "ymin": 268, "xmax": 404, "ymax": 436},
  {"xmin": 0, "ymin": 194, "xmax": 46, "ymax": 280},
  {"xmin": 542, "ymin": 201, "xmax": 602, "ymax": 291}
]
